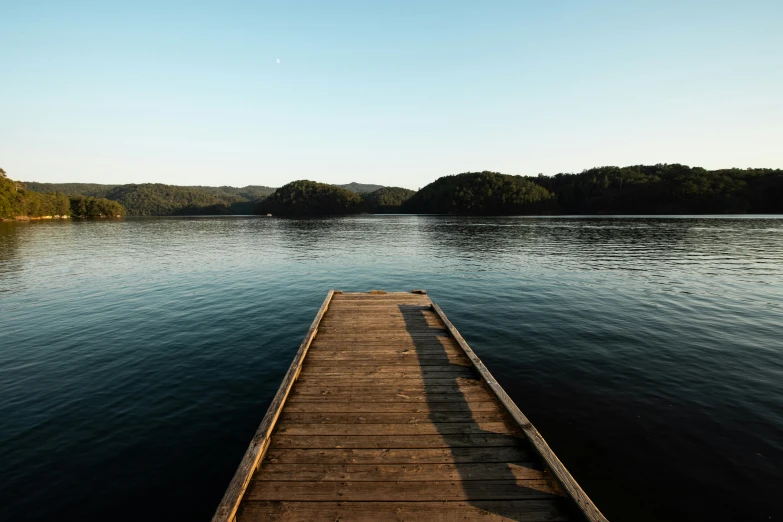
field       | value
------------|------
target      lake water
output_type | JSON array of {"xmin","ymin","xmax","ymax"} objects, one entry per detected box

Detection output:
[{"xmin": 1, "ymin": 215, "xmax": 782, "ymax": 521}]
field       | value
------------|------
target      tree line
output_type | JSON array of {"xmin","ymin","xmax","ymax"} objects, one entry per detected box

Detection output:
[
  {"xmin": 7, "ymin": 164, "xmax": 783, "ymax": 218},
  {"xmin": 1, "ymin": 168, "xmax": 125, "ymax": 220},
  {"xmin": 530, "ymin": 164, "xmax": 783, "ymax": 214},
  {"xmin": 257, "ymin": 181, "xmax": 416, "ymax": 216},
  {"xmin": 256, "ymin": 166, "xmax": 783, "ymax": 216},
  {"xmin": 21, "ymin": 181, "xmax": 276, "ymax": 216}
]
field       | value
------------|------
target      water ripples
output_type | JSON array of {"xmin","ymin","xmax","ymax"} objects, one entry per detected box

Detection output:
[{"xmin": 1, "ymin": 215, "xmax": 782, "ymax": 521}]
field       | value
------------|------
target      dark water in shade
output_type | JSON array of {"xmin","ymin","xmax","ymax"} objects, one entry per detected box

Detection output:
[{"xmin": 1, "ymin": 215, "xmax": 782, "ymax": 521}]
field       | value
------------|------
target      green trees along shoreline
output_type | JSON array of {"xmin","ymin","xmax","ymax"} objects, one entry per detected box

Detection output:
[
  {"xmin": 401, "ymin": 172, "xmax": 553, "ymax": 214},
  {"xmin": 258, "ymin": 182, "xmax": 418, "ymax": 216},
  {"xmin": 254, "ymin": 166, "xmax": 783, "ymax": 217},
  {"xmin": 258, "ymin": 181, "xmax": 363, "ymax": 216},
  {"xmin": 68, "ymin": 196, "xmax": 125, "ymax": 218},
  {"xmin": 1, "ymin": 169, "xmax": 125, "ymax": 220},
  {"xmin": 4, "ymin": 164, "xmax": 783, "ymax": 219},
  {"xmin": 1, "ymin": 168, "xmax": 70, "ymax": 220},
  {"xmin": 530, "ymin": 164, "xmax": 783, "ymax": 214}
]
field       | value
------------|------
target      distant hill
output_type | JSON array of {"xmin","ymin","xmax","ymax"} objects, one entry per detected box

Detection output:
[
  {"xmin": 21, "ymin": 181, "xmax": 276, "ymax": 216},
  {"xmin": 2, "ymin": 169, "xmax": 125, "ymax": 219},
  {"xmin": 103, "ymin": 184, "xmax": 252, "ymax": 216},
  {"xmin": 402, "ymin": 166, "xmax": 783, "ymax": 215},
  {"xmin": 260, "ymin": 180, "xmax": 362, "ymax": 216},
  {"xmin": 181, "ymin": 185, "xmax": 275, "ymax": 200},
  {"xmin": 403, "ymin": 171, "xmax": 554, "ymax": 215},
  {"xmin": 362, "ymin": 187, "xmax": 415, "ymax": 213},
  {"xmin": 526, "ymin": 164, "xmax": 783, "ymax": 214},
  {"xmin": 22, "ymin": 182, "xmax": 117, "ymax": 198},
  {"xmin": 335, "ymin": 182, "xmax": 385, "ymax": 193},
  {"xmin": 20, "ymin": 164, "xmax": 783, "ymax": 217}
]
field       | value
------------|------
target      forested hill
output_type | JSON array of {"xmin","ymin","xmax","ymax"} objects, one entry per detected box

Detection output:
[
  {"xmin": 21, "ymin": 182, "xmax": 275, "ymax": 216},
  {"xmin": 104, "ymin": 184, "xmax": 258, "ymax": 216},
  {"xmin": 22, "ymin": 182, "xmax": 117, "ymax": 199},
  {"xmin": 402, "ymin": 172, "xmax": 554, "ymax": 215},
  {"xmin": 22, "ymin": 181, "xmax": 275, "ymax": 199},
  {"xmin": 15, "ymin": 165, "xmax": 783, "ymax": 216},
  {"xmin": 336, "ymin": 182, "xmax": 385, "ymax": 193},
  {"xmin": 1, "ymin": 169, "xmax": 125, "ymax": 219},
  {"xmin": 362, "ymin": 187, "xmax": 415, "ymax": 213},
  {"xmin": 528, "ymin": 165, "xmax": 783, "ymax": 214},
  {"xmin": 20, "ymin": 180, "xmax": 384, "ymax": 216},
  {"xmin": 260, "ymin": 181, "xmax": 363, "ymax": 216},
  {"xmin": 402, "ymin": 166, "xmax": 783, "ymax": 215}
]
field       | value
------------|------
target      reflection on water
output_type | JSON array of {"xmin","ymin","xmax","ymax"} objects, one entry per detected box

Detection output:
[
  {"xmin": 0, "ymin": 222, "xmax": 23, "ymax": 292},
  {"xmin": 1, "ymin": 215, "xmax": 782, "ymax": 521}
]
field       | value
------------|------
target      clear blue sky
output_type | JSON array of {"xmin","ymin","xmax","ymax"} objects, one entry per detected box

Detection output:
[{"xmin": 2, "ymin": 1, "xmax": 781, "ymax": 189}]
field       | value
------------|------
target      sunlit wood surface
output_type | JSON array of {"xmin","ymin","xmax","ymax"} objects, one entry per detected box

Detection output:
[{"xmin": 216, "ymin": 291, "xmax": 603, "ymax": 522}]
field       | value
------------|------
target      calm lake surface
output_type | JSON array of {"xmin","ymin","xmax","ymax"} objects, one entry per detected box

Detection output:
[{"xmin": 1, "ymin": 215, "xmax": 782, "ymax": 521}]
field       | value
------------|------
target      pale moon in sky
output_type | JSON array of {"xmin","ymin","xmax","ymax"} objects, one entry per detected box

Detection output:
[{"xmin": 276, "ymin": 58, "xmax": 280, "ymax": 64}]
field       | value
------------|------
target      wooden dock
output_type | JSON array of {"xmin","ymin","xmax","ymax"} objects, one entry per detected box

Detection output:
[{"xmin": 213, "ymin": 290, "xmax": 606, "ymax": 522}]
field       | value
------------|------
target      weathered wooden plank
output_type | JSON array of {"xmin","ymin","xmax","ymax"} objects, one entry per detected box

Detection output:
[
  {"xmin": 245, "ymin": 479, "xmax": 562, "ymax": 501},
  {"xmin": 322, "ymin": 314, "xmax": 443, "ymax": 322},
  {"xmin": 332, "ymin": 295, "xmax": 430, "ymax": 300},
  {"xmin": 305, "ymin": 352, "xmax": 469, "ymax": 362},
  {"xmin": 432, "ymin": 303, "xmax": 607, "ymax": 522},
  {"xmin": 283, "ymin": 401, "xmax": 503, "ymax": 413},
  {"xmin": 309, "ymin": 342, "xmax": 460, "ymax": 350},
  {"xmin": 321, "ymin": 311, "xmax": 440, "ymax": 317},
  {"xmin": 316, "ymin": 324, "xmax": 444, "ymax": 330},
  {"xmin": 317, "ymin": 327, "xmax": 447, "ymax": 333},
  {"xmin": 262, "ymin": 447, "xmax": 533, "ymax": 465},
  {"xmin": 310, "ymin": 339, "xmax": 455, "ymax": 347},
  {"xmin": 320, "ymin": 311, "xmax": 441, "ymax": 317},
  {"xmin": 274, "ymin": 422, "xmax": 516, "ymax": 436},
  {"xmin": 307, "ymin": 347, "xmax": 464, "ymax": 356},
  {"xmin": 303, "ymin": 359, "xmax": 473, "ymax": 367},
  {"xmin": 333, "ymin": 292, "xmax": 426, "ymax": 296},
  {"xmin": 269, "ymin": 433, "xmax": 524, "ymax": 449},
  {"xmin": 322, "ymin": 305, "xmax": 436, "ymax": 310},
  {"xmin": 328, "ymin": 300, "xmax": 428, "ymax": 303},
  {"xmin": 297, "ymin": 373, "xmax": 476, "ymax": 382},
  {"xmin": 289, "ymin": 387, "xmax": 492, "ymax": 400},
  {"xmin": 320, "ymin": 322, "xmax": 450, "ymax": 330},
  {"xmin": 294, "ymin": 378, "xmax": 484, "ymax": 387},
  {"xmin": 290, "ymin": 384, "xmax": 489, "ymax": 395},
  {"xmin": 306, "ymin": 347, "xmax": 462, "ymax": 355},
  {"xmin": 318, "ymin": 333, "xmax": 445, "ymax": 336},
  {"xmin": 316, "ymin": 336, "xmax": 442, "ymax": 340},
  {"xmin": 297, "ymin": 380, "xmax": 482, "ymax": 389},
  {"xmin": 256, "ymin": 462, "xmax": 540, "ymax": 482},
  {"xmin": 297, "ymin": 367, "xmax": 476, "ymax": 377},
  {"xmin": 311, "ymin": 338, "xmax": 457, "ymax": 344},
  {"xmin": 316, "ymin": 329, "xmax": 450, "ymax": 335},
  {"xmin": 211, "ymin": 291, "xmax": 334, "ymax": 522},
  {"xmin": 324, "ymin": 303, "xmax": 432, "ymax": 310},
  {"xmin": 337, "ymin": 291, "xmax": 419, "ymax": 295},
  {"xmin": 330, "ymin": 300, "xmax": 430, "ymax": 304},
  {"xmin": 287, "ymin": 391, "xmax": 494, "ymax": 402},
  {"xmin": 294, "ymin": 377, "xmax": 484, "ymax": 387},
  {"xmin": 277, "ymin": 411, "xmax": 506, "ymax": 424},
  {"xmin": 237, "ymin": 500, "xmax": 571, "ymax": 522},
  {"xmin": 294, "ymin": 377, "xmax": 483, "ymax": 386},
  {"xmin": 312, "ymin": 337, "xmax": 457, "ymax": 344}
]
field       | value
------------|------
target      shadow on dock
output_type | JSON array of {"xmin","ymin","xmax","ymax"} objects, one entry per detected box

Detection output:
[{"xmin": 399, "ymin": 304, "xmax": 566, "ymax": 521}]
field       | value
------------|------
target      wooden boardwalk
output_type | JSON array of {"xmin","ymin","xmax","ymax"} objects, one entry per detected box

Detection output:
[{"xmin": 213, "ymin": 291, "xmax": 607, "ymax": 522}]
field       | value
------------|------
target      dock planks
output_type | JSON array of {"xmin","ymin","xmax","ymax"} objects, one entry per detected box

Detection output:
[{"xmin": 213, "ymin": 291, "xmax": 607, "ymax": 522}]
